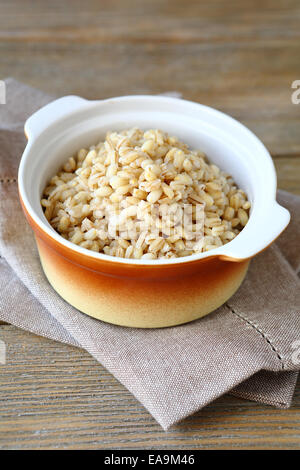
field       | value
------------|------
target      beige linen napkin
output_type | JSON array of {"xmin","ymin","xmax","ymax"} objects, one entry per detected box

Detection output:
[{"xmin": 0, "ymin": 78, "xmax": 299, "ymax": 430}]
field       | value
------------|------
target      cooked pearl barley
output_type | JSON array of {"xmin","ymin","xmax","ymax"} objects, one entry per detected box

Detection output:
[
  {"xmin": 238, "ymin": 208, "xmax": 249, "ymax": 226},
  {"xmin": 147, "ymin": 189, "xmax": 163, "ymax": 204},
  {"xmin": 224, "ymin": 206, "xmax": 235, "ymax": 220},
  {"xmin": 42, "ymin": 128, "xmax": 250, "ymax": 259}
]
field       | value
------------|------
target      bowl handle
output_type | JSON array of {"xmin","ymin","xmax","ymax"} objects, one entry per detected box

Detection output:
[
  {"xmin": 219, "ymin": 201, "xmax": 291, "ymax": 262},
  {"xmin": 24, "ymin": 95, "xmax": 89, "ymax": 140}
]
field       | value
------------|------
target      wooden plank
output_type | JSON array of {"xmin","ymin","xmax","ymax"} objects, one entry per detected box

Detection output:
[
  {"xmin": 274, "ymin": 157, "xmax": 300, "ymax": 195},
  {"xmin": 1, "ymin": 40, "xmax": 299, "ymax": 157},
  {"xmin": 0, "ymin": 325, "xmax": 299, "ymax": 450},
  {"xmin": 0, "ymin": 0, "xmax": 300, "ymax": 44}
]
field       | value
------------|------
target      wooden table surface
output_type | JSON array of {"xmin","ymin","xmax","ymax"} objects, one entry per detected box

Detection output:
[{"xmin": 0, "ymin": 0, "xmax": 299, "ymax": 450}]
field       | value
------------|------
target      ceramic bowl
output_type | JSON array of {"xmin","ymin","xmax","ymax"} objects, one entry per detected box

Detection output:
[{"xmin": 18, "ymin": 95, "xmax": 290, "ymax": 328}]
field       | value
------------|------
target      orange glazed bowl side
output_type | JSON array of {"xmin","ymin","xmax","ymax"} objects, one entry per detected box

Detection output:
[{"xmin": 36, "ymin": 230, "xmax": 249, "ymax": 328}]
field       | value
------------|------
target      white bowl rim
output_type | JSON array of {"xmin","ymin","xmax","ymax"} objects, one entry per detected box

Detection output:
[{"xmin": 18, "ymin": 94, "xmax": 290, "ymax": 266}]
